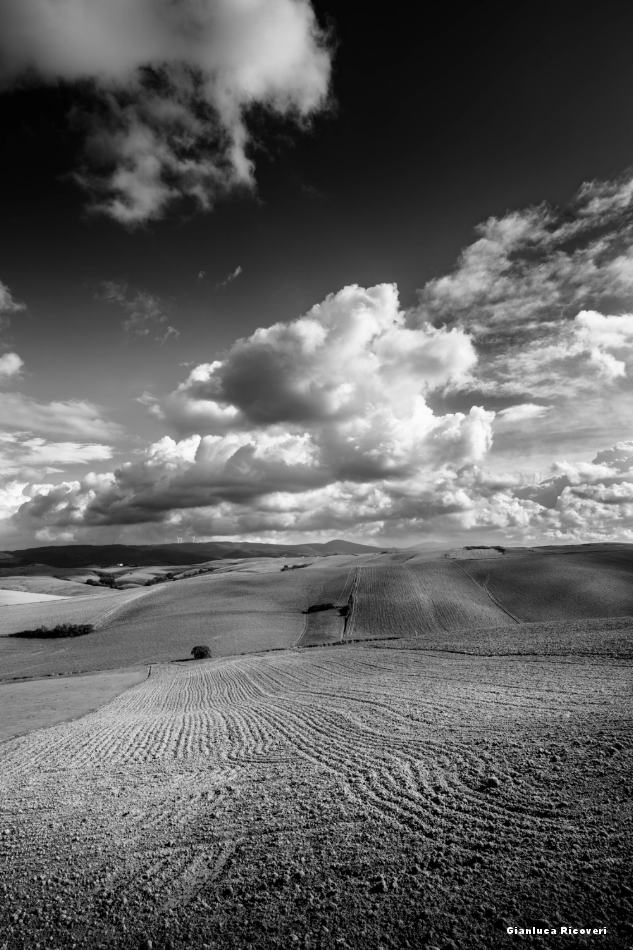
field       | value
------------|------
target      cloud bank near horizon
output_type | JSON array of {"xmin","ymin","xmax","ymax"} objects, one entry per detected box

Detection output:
[
  {"xmin": 2, "ymin": 171, "xmax": 633, "ymax": 548},
  {"xmin": 0, "ymin": 0, "xmax": 333, "ymax": 224}
]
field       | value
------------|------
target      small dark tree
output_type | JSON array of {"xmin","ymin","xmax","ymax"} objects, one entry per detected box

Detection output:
[{"xmin": 191, "ymin": 645, "xmax": 212, "ymax": 660}]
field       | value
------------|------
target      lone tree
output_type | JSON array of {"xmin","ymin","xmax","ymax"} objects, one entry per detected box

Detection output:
[{"xmin": 191, "ymin": 645, "xmax": 212, "ymax": 660}]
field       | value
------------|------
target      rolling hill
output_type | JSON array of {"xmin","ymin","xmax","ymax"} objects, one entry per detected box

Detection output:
[
  {"xmin": 0, "ymin": 539, "xmax": 393, "ymax": 569},
  {"xmin": 1, "ymin": 543, "xmax": 632, "ymax": 682}
]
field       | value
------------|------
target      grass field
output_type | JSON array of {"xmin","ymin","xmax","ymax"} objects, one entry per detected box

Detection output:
[
  {"xmin": 0, "ymin": 638, "xmax": 630, "ymax": 948},
  {"xmin": 0, "ymin": 575, "xmax": 112, "ymax": 598},
  {"xmin": 0, "ymin": 666, "xmax": 148, "ymax": 742},
  {"xmin": 0, "ymin": 590, "xmax": 68, "ymax": 606},
  {"xmin": 0, "ymin": 585, "xmax": 153, "ymax": 636}
]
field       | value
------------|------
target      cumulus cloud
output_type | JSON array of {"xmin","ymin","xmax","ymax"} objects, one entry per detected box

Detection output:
[
  {"xmin": 4, "ymin": 152, "xmax": 633, "ymax": 547},
  {"xmin": 3, "ymin": 283, "xmax": 495, "ymax": 540},
  {"xmin": 573, "ymin": 310, "xmax": 633, "ymax": 380},
  {"xmin": 0, "ymin": 480, "xmax": 31, "ymax": 519},
  {"xmin": 162, "ymin": 283, "xmax": 477, "ymax": 431},
  {"xmin": 0, "ymin": 0, "xmax": 333, "ymax": 224},
  {"xmin": 8, "ymin": 274, "xmax": 632, "ymax": 547},
  {"xmin": 592, "ymin": 441, "xmax": 633, "ymax": 473},
  {"xmin": 0, "ymin": 392, "xmax": 123, "ymax": 440},
  {"xmin": 99, "ymin": 281, "xmax": 179, "ymax": 342},
  {"xmin": 9, "ymin": 436, "xmax": 633, "ymax": 546},
  {"xmin": 0, "ymin": 352, "xmax": 24, "ymax": 379}
]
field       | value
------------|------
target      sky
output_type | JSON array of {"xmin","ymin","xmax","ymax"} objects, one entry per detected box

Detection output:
[{"xmin": 1, "ymin": 0, "xmax": 633, "ymax": 550}]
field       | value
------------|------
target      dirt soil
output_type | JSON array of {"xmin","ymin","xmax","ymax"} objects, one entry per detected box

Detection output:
[
  {"xmin": 0, "ymin": 667, "xmax": 149, "ymax": 742},
  {"xmin": 0, "ymin": 642, "xmax": 631, "ymax": 950}
]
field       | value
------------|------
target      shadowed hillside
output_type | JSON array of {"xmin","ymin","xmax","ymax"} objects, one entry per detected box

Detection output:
[{"xmin": 1, "ymin": 539, "xmax": 393, "ymax": 569}]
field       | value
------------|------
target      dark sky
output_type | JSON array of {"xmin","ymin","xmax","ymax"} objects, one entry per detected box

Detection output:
[{"xmin": 1, "ymin": 0, "xmax": 633, "ymax": 548}]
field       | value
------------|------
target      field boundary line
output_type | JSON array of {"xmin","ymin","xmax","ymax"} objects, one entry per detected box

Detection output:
[
  {"xmin": 300, "ymin": 635, "xmax": 402, "ymax": 649},
  {"xmin": 367, "ymin": 644, "xmax": 633, "ymax": 659},
  {"xmin": 452, "ymin": 561, "xmax": 522, "ymax": 624},
  {"xmin": 292, "ymin": 610, "xmax": 310, "ymax": 648},
  {"xmin": 342, "ymin": 569, "xmax": 360, "ymax": 639}
]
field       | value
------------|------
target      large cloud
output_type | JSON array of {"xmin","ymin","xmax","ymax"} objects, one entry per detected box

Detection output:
[
  {"xmin": 0, "ymin": 0, "xmax": 333, "ymax": 224},
  {"xmin": 8, "ymin": 437, "xmax": 633, "ymax": 547},
  {"xmin": 4, "ymin": 155, "xmax": 633, "ymax": 546},
  {"xmin": 161, "ymin": 283, "xmax": 477, "ymax": 431},
  {"xmin": 6, "ymin": 284, "xmax": 493, "ymax": 539},
  {"xmin": 5, "ymin": 277, "xmax": 633, "ymax": 547}
]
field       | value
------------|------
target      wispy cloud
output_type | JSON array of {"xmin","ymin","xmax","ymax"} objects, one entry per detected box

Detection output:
[
  {"xmin": 99, "ymin": 281, "xmax": 179, "ymax": 342},
  {"xmin": 495, "ymin": 403, "xmax": 552, "ymax": 424},
  {"xmin": 415, "ymin": 171, "xmax": 633, "ymax": 402},
  {"xmin": 0, "ymin": 0, "xmax": 333, "ymax": 225},
  {"xmin": 135, "ymin": 391, "xmax": 159, "ymax": 408},
  {"xmin": 0, "ymin": 280, "xmax": 24, "ymax": 314},
  {"xmin": 215, "ymin": 265, "xmax": 242, "ymax": 290},
  {"xmin": 0, "ymin": 278, "xmax": 25, "ymax": 338},
  {"xmin": 0, "ymin": 432, "xmax": 114, "ymax": 476},
  {"xmin": 0, "ymin": 392, "xmax": 123, "ymax": 441},
  {"xmin": 156, "ymin": 325, "xmax": 180, "ymax": 346}
]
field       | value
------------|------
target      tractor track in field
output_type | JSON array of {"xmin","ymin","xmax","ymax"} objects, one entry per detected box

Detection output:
[{"xmin": 453, "ymin": 560, "xmax": 522, "ymax": 624}]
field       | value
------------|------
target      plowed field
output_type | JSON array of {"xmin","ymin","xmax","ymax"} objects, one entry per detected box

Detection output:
[
  {"xmin": 1, "ymin": 638, "xmax": 630, "ymax": 949},
  {"xmin": 461, "ymin": 553, "xmax": 633, "ymax": 622},
  {"xmin": 346, "ymin": 559, "xmax": 511, "ymax": 639}
]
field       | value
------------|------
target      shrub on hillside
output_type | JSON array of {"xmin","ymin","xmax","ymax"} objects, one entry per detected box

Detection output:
[
  {"xmin": 9, "ymin": 623, "xmax": 95, "ymax": 639},
  {"xmin": 303, "ymin": 603, "xmax": 335, "ymax": 614},
  {"xmin": 191, "ymin": 645, "xmax": 212, "ymax": 659}
]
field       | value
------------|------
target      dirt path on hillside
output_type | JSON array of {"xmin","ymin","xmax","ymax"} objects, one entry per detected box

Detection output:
[{"xmin": 0, "ymin": 646, "xmax": 631, "ymax": 949}]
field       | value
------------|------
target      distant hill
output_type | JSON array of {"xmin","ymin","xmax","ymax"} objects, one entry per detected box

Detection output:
[
  {"xmin": 403, "ymin": 541, "xmax": 447, "ymax": 551},
  {"xmin": 0, "ymin": 539, "xmax": 395, "ymax": 569}
]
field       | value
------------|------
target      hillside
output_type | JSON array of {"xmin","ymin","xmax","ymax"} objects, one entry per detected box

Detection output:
[
  {"xmin": 1, "ymin": 539, "xmax": 391, "ymax": 569},
  {"xmin": 459, "ymin": 551, "xmax": 633, "ymax": 622},
  {"xmin": 2, "ymin": 547, "xmax": 633, "ymax": 681}
]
